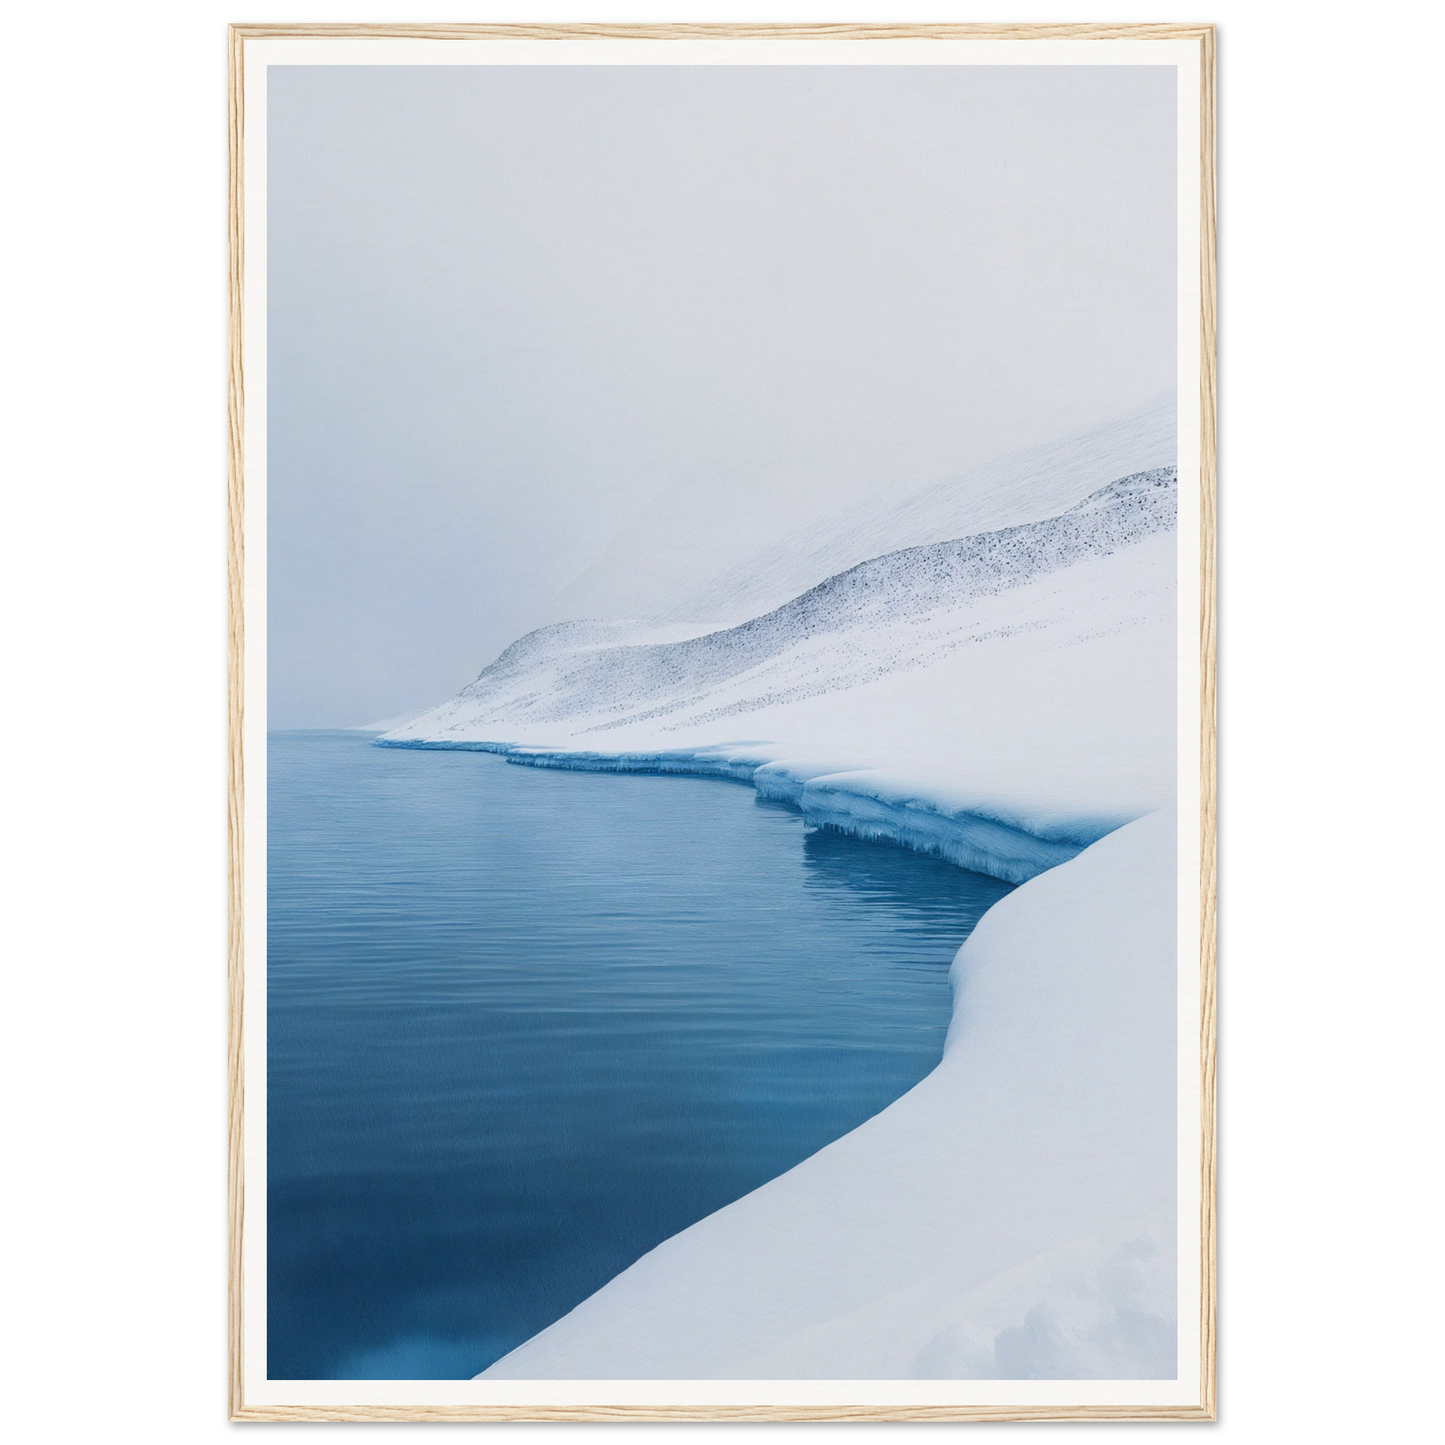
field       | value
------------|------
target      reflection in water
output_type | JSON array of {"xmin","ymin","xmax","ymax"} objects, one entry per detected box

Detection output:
[
  {"xmin": 267, "ymin": 733, "xmax": 1013, "ymax": 1380},
  {"xmin": 801, "ymin": 816, "xmax": 1009, "ymax": 922}
]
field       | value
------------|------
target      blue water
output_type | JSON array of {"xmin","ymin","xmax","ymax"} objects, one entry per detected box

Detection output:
[{"xmin": 267, "ymin": 730, "xmax": 1013, "ymax": 1379}]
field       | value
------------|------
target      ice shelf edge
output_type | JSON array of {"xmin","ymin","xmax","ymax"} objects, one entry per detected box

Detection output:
[{"xmin": 371, "ymin": 737, "xmax": 1130, "ymax": 886}]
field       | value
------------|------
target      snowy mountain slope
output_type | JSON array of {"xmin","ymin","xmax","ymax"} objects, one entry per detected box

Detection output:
[
  {"xmin": 553, "ymin": 390, "xmax": 1175, "ymax": 626},
  {"xmin": 383, "ymin": 463, "xmax": 1177, "ymax": 881},
  {"xmin": 389, "ymin": 466, "xmax": 1175, "ymax": 742},
  {"xmin": 480, "ymin": 809, "xmax": 1177, "ymax": 1380}
]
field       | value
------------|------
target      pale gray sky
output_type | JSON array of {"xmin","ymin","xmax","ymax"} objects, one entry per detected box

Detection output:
[{"xmin": 268, "ymin": 64, "xmax": 1176, "ymax": 727}]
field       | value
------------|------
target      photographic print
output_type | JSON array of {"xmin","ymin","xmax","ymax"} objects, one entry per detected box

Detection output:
[{"xmin": 230, "ymin": 23, "xmax": 1215, "ymax": 1421}]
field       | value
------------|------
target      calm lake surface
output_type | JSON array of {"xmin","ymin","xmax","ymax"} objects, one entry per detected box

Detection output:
[{"xmin": 267, "ymin": 730, "xmax": 1013, "ymax": 1379}]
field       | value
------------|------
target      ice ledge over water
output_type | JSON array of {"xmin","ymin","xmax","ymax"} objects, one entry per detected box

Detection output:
[{"xmin": 373, "ymin": 738, "xmax": 1142, "ymax": 885}]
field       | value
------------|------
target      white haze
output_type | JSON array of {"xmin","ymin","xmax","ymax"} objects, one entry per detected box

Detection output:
[{"xmin": 266, "ymin": 63, "xmax": 1176, "ymax": 727}]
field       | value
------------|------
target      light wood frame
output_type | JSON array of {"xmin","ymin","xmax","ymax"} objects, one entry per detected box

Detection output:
[{"xmin": 228, "ymin": 21, "xmax": 1217, "ymax": 1422}]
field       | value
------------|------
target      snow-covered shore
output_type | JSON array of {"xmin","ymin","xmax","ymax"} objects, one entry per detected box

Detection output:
[
  {"xmin": 376, "ymin": 409, "xmax": 1180, "ymax": 1378},
  {"xmin": 479, "ymin": 809, "xmax": 1177, "ymax": 1379}
]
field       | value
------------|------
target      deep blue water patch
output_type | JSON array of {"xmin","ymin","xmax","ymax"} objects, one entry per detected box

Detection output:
[{"xmin": 267, "ymin": 730, "xmax": 1013, "ymax": 1379}]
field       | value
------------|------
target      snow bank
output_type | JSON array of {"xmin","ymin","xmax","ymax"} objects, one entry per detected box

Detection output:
[
  {"xmin": 751, "ymin": 758, "xmax": 859, "ymax": 807},
  {"xmin": 480, "ymin": 809, "xmax": 1177, "ymax": 1380},
  {"xmin": 798, "ymin": 772, "xmax": 1099, "ymax": 885}
]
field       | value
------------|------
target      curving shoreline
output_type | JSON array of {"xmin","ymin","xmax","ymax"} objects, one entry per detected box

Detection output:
[
  {"xmin": 371, "ymin": 736, "xmax": 1177, "ymax": 1377},
  {"xmin": 470, "ymin": 807, "xmax": 1178, "ymax": 1380},
  {"xmin": 373, "ymin": 737, "xmax": 1139, "ymax": 887}
]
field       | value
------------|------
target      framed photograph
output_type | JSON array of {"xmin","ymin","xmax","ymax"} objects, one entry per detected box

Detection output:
[{"xmin": 229, "ymin": 22, "xmax": 1216, "ymax": 1422}]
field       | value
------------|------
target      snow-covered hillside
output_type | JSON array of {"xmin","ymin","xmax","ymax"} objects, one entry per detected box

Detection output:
[
  {"xmin": 554, "ymin": 390, "xmax": 1175, "ymax": 626},
  {"xmin": 382, "ymin": 465, "xmax": 1178, "ymax": 870},
  {"xmin": 393, "ymin": 467, "xmax": 1172, "ymax": 737}
]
